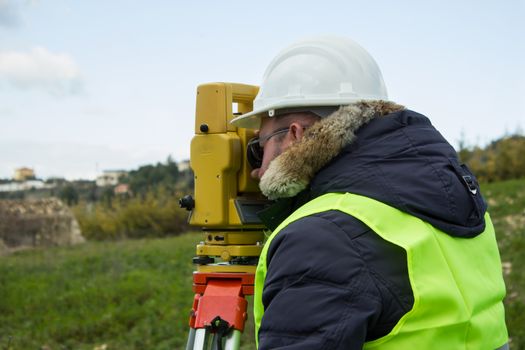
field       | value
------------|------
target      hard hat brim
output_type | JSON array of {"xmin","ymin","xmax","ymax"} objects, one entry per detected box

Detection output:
[
  {"xmin": 230, "ymin": 97, "xmax": 381, "ymax": 129},
  {"xmin": 230, "ymin": 100, "xmax": 348, "ymax": 129},
  {"xmin": 230, "ymin": 109, "xmax": 265, "ymax": 129}
]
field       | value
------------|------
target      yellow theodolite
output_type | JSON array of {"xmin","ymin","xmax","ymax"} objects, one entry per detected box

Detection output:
[{"xmin": 180, "ymin": 82, "xmax": 268, "ymax": 350}]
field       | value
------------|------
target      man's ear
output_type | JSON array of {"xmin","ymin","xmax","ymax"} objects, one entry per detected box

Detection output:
[{"xmin": 289, "ymin": 122, "xmax": 305, "ymax": 142}]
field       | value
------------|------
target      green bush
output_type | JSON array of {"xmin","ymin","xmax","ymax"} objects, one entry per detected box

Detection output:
[
  {"xmin": 459, "ymin": 135, "xmax": 525, "ymax": 182},
  {"xmin": 72, "ymin": 189, "xmax": 189, "ymax": 240}
]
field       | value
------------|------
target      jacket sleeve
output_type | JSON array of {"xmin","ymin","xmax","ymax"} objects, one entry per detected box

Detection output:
[{"xmin": 258, "ymin": 213, "xmax": 383, "ymax": 350}]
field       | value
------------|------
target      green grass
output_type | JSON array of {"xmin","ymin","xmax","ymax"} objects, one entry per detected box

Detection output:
[
  {"xmin": 0, "ymin": 178, "xmax": 523, "ymax": 349},
  {"xmin": 483, "ymin": 179, "xmax": 525, "ymax": 349},
  {"xmin": 0, "ymin": 234, "xmax": 197, "ymax": 350}
]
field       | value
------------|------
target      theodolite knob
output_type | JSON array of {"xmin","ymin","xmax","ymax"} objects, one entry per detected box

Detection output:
[{"xmin": 179, "ymin": 195, "xmax": 195, "ymax": 211}]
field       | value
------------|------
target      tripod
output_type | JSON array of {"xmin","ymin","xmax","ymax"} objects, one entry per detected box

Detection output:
[
  {"xmin": 183, "ymin": 232, "xmax": 262, "ymax": 350},
  {"xmin": 183, "ymin": 228, "xmax": 262, "ymax": 350}
]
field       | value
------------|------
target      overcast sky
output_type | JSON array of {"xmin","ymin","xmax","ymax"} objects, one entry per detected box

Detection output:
[{"xmin": 1, "ymin": 0, "xmax": 524, "ymax": 180}]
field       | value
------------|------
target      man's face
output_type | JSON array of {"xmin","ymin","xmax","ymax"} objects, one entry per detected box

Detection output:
[
  {"xmin": 250, "ymin": 113, "xmax": 317, "ymax": 180},
  {"xmin": 250, "ymin": 117, "xmax": 286, "ymax": 180}
]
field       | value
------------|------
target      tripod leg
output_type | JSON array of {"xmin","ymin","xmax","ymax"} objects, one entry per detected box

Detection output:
[
  {"xmin": 208, "ymin": 329, "xmax": 241, "ymax": 350},
  {"xmin": 192, "ymin": 328, "xmax": 212, "ymax": 350},
  {"xmin": 186, "ymin": 328, "xmax": 196, "ymax": 350},
  {"xmin": 186, "ymin": 328, "xmax": 197, "ymax": 350},
  {"xmin": 223, "ymin": 330, "xmax": 242, "ymax": 350}
]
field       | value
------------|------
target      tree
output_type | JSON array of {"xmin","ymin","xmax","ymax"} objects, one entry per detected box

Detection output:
[
  {"xmin": 459, "ymin": 134, "xmax": 525, "ymax": 182},
  {"xmin": 59, "ymin": 185, "xmax": 79, "ymax": 206},
  {"xmin": 100, "ymin": 188, "xmax": 114, "ymax": 208},
  {"xmin": 127, "ymin": 156, "xmax": 179, "ymax": 195}
]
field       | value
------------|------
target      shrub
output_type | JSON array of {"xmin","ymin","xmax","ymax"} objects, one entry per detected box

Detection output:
[{"xmin": 72, "ymin": 189, "xmax": 189, "ymax": 240}]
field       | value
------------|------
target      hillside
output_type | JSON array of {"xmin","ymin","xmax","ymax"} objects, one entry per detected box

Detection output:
[{"xmin": 0, "ymin": 179, "xmax": 523, "ymax": 349}]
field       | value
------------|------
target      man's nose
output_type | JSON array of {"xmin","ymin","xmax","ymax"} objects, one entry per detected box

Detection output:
[
  {"xmin": 249, "ymin": 130, "xmax": 261, "ymax": 180},
  {"xmin": 250, "ymin": 168, "xmax": 261, "ymax": 180}
]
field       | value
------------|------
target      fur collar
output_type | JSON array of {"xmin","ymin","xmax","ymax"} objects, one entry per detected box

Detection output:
[{"xmin": 259, "ymin": 100, "xmax": 405, "ymax": 200}]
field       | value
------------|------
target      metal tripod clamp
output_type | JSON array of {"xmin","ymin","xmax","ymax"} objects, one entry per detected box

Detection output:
[
  {"xmin": 189, "ymin": 272, "xmax": 254, "ymax": 331},
  {"xmin": 186, "ymin": 272, "xmax": 254, "ymax": 350}
]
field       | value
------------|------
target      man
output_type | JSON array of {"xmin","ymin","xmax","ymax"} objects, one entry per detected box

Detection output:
[{"xmin": 231, "ymin": 37, "xmax": 508, "ymax": 349}]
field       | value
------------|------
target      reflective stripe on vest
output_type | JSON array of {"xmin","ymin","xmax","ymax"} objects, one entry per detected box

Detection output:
[{"xmin": 254, "ymin": 192, "xmax": 508, "ymax": 349}]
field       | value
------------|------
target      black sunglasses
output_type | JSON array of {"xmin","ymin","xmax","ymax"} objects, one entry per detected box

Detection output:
[{"xmin": 246, "ymin": 127, "xmax": 290, "ymax": 169}]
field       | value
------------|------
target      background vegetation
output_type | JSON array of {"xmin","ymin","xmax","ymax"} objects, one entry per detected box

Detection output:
[
  {"xmin": 71, "ymin": 157, "xmax": 192, "ymax": 241},
  {"xmin": 72, "ymin": 188, "xmax": 189, "ymax": 241},
  {"xmin": 458, "ymin": 134, "xmax": 525, "ymax": 182},
  {"xmin": 482, "ymin": 179, "xmax": 525, "ymax": 349}
]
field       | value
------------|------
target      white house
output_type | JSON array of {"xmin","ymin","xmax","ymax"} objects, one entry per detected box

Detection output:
[{"xmin": 96, "ymin": 170, "xmax": 127, "ymax": 187}]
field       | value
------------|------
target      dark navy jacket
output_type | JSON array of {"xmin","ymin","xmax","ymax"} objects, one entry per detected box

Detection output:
[{"xmin": 257, "ymin": 110, "xmax": 487, "ymax": 349}]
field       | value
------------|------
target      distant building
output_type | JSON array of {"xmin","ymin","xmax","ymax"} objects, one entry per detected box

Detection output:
[
  {"xmin": 0, "ymin": 180, "xmax": 50, "ymax": 192},
  {"xmin": 114, "ymin": 183, "xmax": 130, "ymax": 195},
  {"xmin": 178, "ymin": 160, "xmax": 190, "ymax": 172},
  {"xmin": 0, "ymin": 182, "xmax": 20, "ymax": 192},
  {"xmin": 13, "ymin": 167, "xmax": 35, "ymax": 181},
  {"xmin": 96, "ymin": 170, "xmax": 127, "ymax": 187}
]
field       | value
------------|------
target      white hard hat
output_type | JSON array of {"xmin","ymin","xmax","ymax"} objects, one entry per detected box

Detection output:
[{"xmin": 231, "ymin": 36, "xmax": 388, "ymax": 129}]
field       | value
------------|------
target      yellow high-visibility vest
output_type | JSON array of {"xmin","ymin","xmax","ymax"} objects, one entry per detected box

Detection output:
[{"xmin": 254, "ymin": 192, "xmax": 508, "ymax": 349}]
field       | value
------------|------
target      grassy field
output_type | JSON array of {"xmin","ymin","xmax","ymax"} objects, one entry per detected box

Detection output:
[
  {"xmin": 0, "ymin": 234, "xmax": 198, "ymax": 349},
  {"xmin": 0, "ymin": 178, "xmax": 523, "ymax": 349},
  {"xmin": 483, "ymin": 179, "xmax": 525, "ymax": 349}
]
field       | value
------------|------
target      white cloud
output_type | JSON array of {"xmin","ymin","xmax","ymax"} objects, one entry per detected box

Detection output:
[
  {"xmin": 0, "ymin": 0, "xmax": 20, "ymax": 27},
  {"xmin": 0, "ymin": 106, "xmax": 15, "ymax": 116},
  {"xmin": 0, "ymin": 47, "xmax": 84, "ymax": 95}
]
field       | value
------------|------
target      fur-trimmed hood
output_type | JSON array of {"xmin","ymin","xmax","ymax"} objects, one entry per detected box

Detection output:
[
  {"xmin": 260, "ymin": 101, "xmax": 404, "ymax": 200},
  {"xmin": 258, "ymin": 102, "xmax": 488, "ymax": 238}
]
